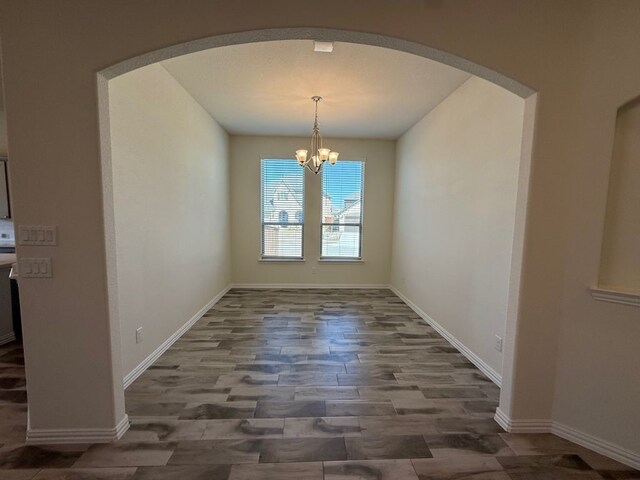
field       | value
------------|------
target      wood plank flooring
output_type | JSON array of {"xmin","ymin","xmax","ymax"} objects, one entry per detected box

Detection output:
[{"xmin": 0, "ymin": 288, "xmax": 637, "ymax": 479}]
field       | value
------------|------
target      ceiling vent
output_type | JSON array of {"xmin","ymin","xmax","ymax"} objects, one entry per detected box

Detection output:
[{"xmin": 314, "ymin": 41, "xmax": 334, "ymax": 53}]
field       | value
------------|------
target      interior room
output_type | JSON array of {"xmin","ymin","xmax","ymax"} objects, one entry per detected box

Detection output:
[
  {"xmin": 0, "ymin": 2, "xmax": 638, "ymax": 479},
  {"xmin": 105, "ymin": 40, "xmax": 524, "ymax": 387}
]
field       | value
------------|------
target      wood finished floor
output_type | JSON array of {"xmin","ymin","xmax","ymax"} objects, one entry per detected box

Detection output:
[{"xmin": 0, "ymin": 288, "xmax": 638, "ymax": 479}]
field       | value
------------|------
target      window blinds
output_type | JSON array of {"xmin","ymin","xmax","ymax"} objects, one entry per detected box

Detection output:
[
  {"xmin": 321, "ymin": 161, "xmax": 364, "ymax": 258},
  {"xmin": 261, "ymin": 159, "xmax": 304, "ymax": 258}
]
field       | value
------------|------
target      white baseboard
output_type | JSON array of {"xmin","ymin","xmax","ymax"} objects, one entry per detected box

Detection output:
[
  {"xmin": 552, "ymin": 421, "xmax": 640, "ymax": 470},
  {"xmin": 0, "ymin": 331, "xmax": 16, "ymax": 346},
  {"xmin": 494, "ymin": 407, "xmax": 511, "ymax": 431},
  {"xmin": 494, "ymin": 407, "xmax": 551, "ymax": 433},
  {"xmin": 123, "ymin": 284, "xmax": 232, "ymax": 389},
  {"xmin": 389, "ymin": 285, "xmax": 502, "ymax": 387},
  {"xmin": 27, "ymin": 414, "xmax": 129, "ymax": 444},
  {"xmin": 590, "ymin": 287, "xmax": 640, "ymax": 307},
  {"xmin": 230, "ymin": 283, "xmax": 391, "ymax": 289},
  {"xmin": 494, "ymin": 408, "xmax": 640, "ymax": 470}
]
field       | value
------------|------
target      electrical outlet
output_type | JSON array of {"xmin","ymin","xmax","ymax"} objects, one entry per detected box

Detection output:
[
  {"xmin": 495, "ymin": 335, "xmax": 503, "ymax": 352},
  {"xmin": 136, "ymin": 327, "xmax": 143, "ymax": 344},
  {"xmin": 311, "ymin": 267, "xmax": 317, "ymax": 275}
]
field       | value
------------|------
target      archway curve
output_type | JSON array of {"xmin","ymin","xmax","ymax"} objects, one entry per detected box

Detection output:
[
  {"xmin": 97, "ymin": 26, "xmax": 537, "ymax": 432},
  {"xmin": 99, "ymin": 27, "xmax": 534, "ymax": 98}
]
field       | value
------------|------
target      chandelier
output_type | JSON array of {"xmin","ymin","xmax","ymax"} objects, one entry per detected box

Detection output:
[{"xmin": 295, "ymin": 96, "xmax": 339, "ymax": 174}]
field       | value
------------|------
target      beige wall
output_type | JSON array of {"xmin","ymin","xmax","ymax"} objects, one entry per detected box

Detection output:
[
  {"xmin": 598, "ymin": 98, "xmax": 640, "ymax": 292},
  {"xmin": 1, "ymin": 0, "xmax": 640, "ymax": 459},
  {"xmin": 109, "ymin": 64, "xmax": 231, "ymax": 376},
  {"xmin": 391, "ymin": 77, "xmax": 524, "ymax": 377},
  {"xmin": 230, "ymin": 135, "xmax": 394, "ymax": 285},
  {"xmin": 0, "ymin": 112, "xmax": 7, "ymax": 156}
]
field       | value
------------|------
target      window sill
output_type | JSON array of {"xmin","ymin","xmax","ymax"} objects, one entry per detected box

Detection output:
[
  {"xmin": 259, "ymin": 258, "xmax": 305, "ymax": 263},
  {"xmin": 318, "ymin": 258, "xmax": 364, "ymax": 263},
  {"xmin": 590, "ymin": 287, "xmax": 640, "ymax": 307}
]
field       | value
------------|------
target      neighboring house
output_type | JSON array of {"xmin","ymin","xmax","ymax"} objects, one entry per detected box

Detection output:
[
  {"xmin": 263, "ymin": 174, "xmax": 361, "ymax": 257},
  {"xmin": 335, "ymin": 192, "xmax": 361, "ymax": 227},
  {"xmin": 264, "ymin": 175, "xmax": 304, "ymax": 224},
  {"xmin": 265, "ymin": 175, "xmax": 337, "ymax": 224},
  {"xmin": 324, "ymin": 191, "xmax": 361, "ymax": 233},
  {"xmin": 322, "ymin": 192, "xmax": 334, "ymax": 224},
  {"xmin": 322, "ymin": 191, "xmax": 362, "ymax": 258}
]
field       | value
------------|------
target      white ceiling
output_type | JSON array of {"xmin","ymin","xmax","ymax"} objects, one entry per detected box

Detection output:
[{"xmin": 161, "ymin": 40, "xmax": 470, "ymax": 139}]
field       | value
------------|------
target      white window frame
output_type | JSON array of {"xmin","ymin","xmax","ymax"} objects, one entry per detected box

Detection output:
[
  {"xmin": 260, "ymin": 158, "xmax": 305, "ymax": 260},
  {"xmin": 320, "ymin": 159, "xmax": 365, "ymax": 261}
]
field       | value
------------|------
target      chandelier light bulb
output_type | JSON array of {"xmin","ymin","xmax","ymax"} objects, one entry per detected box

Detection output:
[
  {"xmin": 318, "ymin": 148, "xmax": 331, "ymax": 162},
  {"xmin": 329, "ymin": 151, "xmax": 339, "ymax": 165},
  {"xmin": 296, "ymin": 149, "xmax": 308, "ymax": 165}
]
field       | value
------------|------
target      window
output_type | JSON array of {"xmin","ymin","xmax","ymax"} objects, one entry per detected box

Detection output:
[
  {"xmin": 321, "ymin": 160, "xmax": 364, "ymax": 259},
  {"xmin": 261, "ymin": 159, "xmax": 304, "ymax": 258}
]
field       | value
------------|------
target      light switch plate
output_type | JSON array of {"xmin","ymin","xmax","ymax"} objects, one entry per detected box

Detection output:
[
  {"xmin": 18, "ymin": 225, "xmax": 57, "ymax": 246},
  {"xmin": 19, "ymin": 258, "xmax": 53, "ymax": 278}
]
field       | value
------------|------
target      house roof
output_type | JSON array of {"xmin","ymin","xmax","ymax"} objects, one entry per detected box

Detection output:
[
  {"xmin": 275, "ymin": 175, "xmax": 303, "ymax": 203},
  {"xmin": 344, "ymin": 192, "xmax": 361, "ymax": 202},
  {"xmin": 336, "ymin": 198, "xmax": 361, "ymax": 218},
  {"xmin": 264, "ymin": 175, "xmax": 303, "ymax": 216}
]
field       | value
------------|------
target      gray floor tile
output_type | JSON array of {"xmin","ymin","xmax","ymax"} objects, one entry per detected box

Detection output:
[
  {"xmin": 0, "ymin": 470, "xmax": 39, "ymax": 480},
  {"xmin": 228, "ymin": 461, "xmax": 323, "ymax": 480},
  {"xmin": 168, "ymin": 439, "xmax": 261, "ymax": 465},
  {"xmin": 497, "ymin": 454, "xmax": 606, "ymax": 479},
  {"xmin": 254, "ymin": 401, "xmax": 326, "ymax": 418},
  {"xmin": 33, "ymin": 468, "xmax": 137, "ymax": 479},
  {"xmin": 360, "ymin": 415, "xmax": 439, "ymax": 436},
  {"xmin": 1, "ymin": 290, "xmax": 636, "ymax": 478},
  {"xmin": 293, "ymin": 387, "xmax": 359, "ymax": 400},
  {"xmin": 258, "ymin": 437, "xmax": 347, "ymax": 462},
  {"xmin": 283, "ymin": 417, "xmax": 362, "ymax": 437},
  {"xmin": 424, "ymin": 434, "xmax": 515, "ymax": 457},
  {"xmin": 131, "ymin": 465, "xmax": 231, "ymax": 480},
  {"xmin": 178, "ymin": 402, "xmax": 256, "ymax": 420},
  {"xmin": 74, "ymin": 443, "xmax": 175, "ymax": 468},
  {"xmin": 201, "ymin": 419, "xmax": 284, "ymax": 439},
  {"xmin": 0, "ymin": 445, "xmax": 87, "ymax": 469},
  {"xmin": 411, "ymin": 456, "xmax": 510, "ymax": 479},
  {"xmin": 324, "ymin": 459, "xmax": 419, "ymax": 480},
  {"xmin": 326, "ymin": 400, "xmax": 396, "ymax": 416},
  {"xmin": 122, "ymin": 419, "xmax": 206, "ymax": 442},
  {"xmin": 345, "ymin": 435, "xmax": 432, "ymax": 460}
]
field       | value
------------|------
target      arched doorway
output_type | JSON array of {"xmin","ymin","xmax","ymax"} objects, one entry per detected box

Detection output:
[{"xmin": 96, "ymin": 27, "xmax": 537, "ymax": 441}]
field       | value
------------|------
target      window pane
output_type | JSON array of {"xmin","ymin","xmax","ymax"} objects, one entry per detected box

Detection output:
[
  {"xmin": 261, "ymin": 159, "xmax": 304, "ymax": 257},
  {"xmin": 263, "ymin": 224, "xmax": 303, "ymax": 257},
  {"xmin": 322, "ymin": 224, "xmax": 361, "ymax": 258},
  {"xmin": 321, "ymin": 161, "xmax": 364, "ymax": 258}
]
